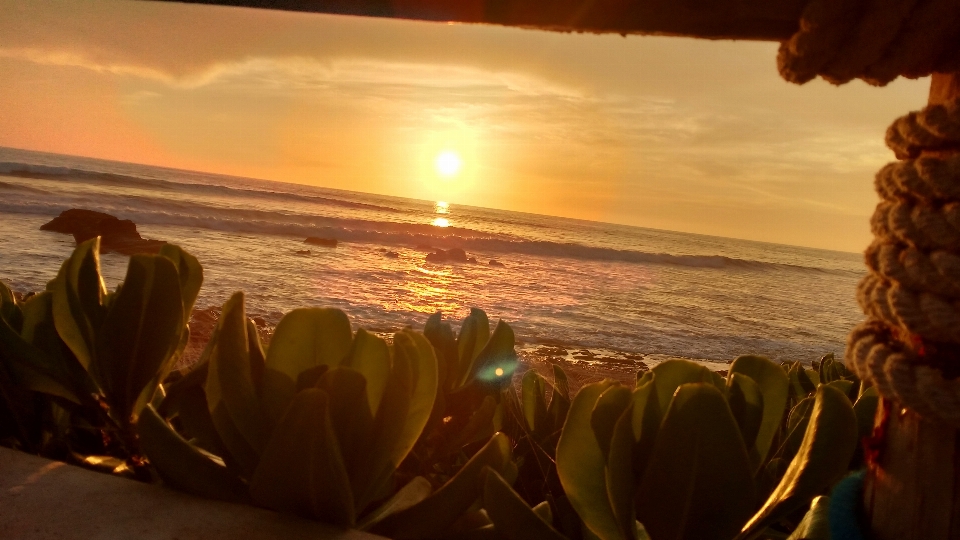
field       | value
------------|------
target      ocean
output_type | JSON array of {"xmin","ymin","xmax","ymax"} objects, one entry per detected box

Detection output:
[{"xmin": 0, "ymin": 146, "xmax": 865, "ymax": 369}]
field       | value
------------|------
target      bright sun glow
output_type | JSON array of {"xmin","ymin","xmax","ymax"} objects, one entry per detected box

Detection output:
[
  {"xmin": 435, "ymin": 151, "xmax": 462, "ymax": 177},
  {"xmin": 494, "ymin": 367, "xmax": 504, "ymax": 377},
  {"xmin": 432, "ymin": 217, "xmax": 450, "ymax": 227}
]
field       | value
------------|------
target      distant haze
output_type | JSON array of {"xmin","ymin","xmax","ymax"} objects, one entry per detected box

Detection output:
[{"xmin": 0, "ymin": 0, "xmax": 931, "ymax": 252}]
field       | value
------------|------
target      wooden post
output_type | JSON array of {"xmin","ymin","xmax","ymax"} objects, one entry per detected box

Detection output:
[{"xmin": 862, "ymin": 72, "xmax": 960, "ymax": 539}]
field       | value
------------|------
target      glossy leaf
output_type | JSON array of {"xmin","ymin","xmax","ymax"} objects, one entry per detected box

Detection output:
[
  {"xmin": 522, "ymin": 369, "xmax": 549, "ymax": 434},
  {"xmin": 590, "ymin": 385, "xmax": 632, "ymax": 462},
  {"xmin": 137, "ymin": 404, "xmax": 247, "ymax": 503},
  {"xmin": 315, "ymin": 367, "xmax": 374, "ymax": 484},
  {"xmin": 728, "ymin": 355, "xmax": 789, "ymax": 464},
  {"xmin": 629, "ymin": 377, "xmax": 660, "ymax": 481},
  {"xmin": 606, "ymin": 399, "xmax": 638, "ymax": 540},
  {"xmin": 649, "ymin": 359, "xmax": 725, "ymax": 417},
  {"xmin": 738, "ymin": 385, "xmax": 858, "ymax": 540},
  {"xmin": 250, "ymin": 388, "xmax": 355, "ymax": 525},
  {"xmin": 158, "ymin": 244, "xmax": 203, "ymax": 316},
  {"xmin": 52, "ymin": 238, "xmax": 106, "ymax": 370},
  {"xmin": 636, "ymin": 383, "xmax": 756, "ymax": 540},
  {"xmin": 94, "ymin": 254, "xmax": 185, "ymax": 422},
  {"xmin": 389, "ymin": 330, "xmax": 439, "ymax": 468},
  {"xmin": 556, "ymin": 380, "xmax": 623, "ymax": 540},
  {"xmin": 345, "ymin": 329, "xmax": 391, "ymax": 416},
  {"xmin": 265, "ymin": 307, "xmax": 353, "ymax": 381},
  {"xmin": 471, "ymin": 320, "xmax": 519, "ymax": 389},
  {"xmin": 205, "ymin": 292, "xmax": 267, "ymax": 474},
  {"xmin": 373, "ymin": 432, "xmax": 512, "ymax": 539},
  {"xmin": 726, "ymin": 372, "xmax": 764, "ymax": 452},
  {"xmin": 456, "ymin": 308, "xmax": 491, "ymax": 385},
  {"xmin": 358, "ymin": 476, "xmax": 432, "ymax": 531},
  {"xmin": 483, "ymin": 466, "xmax": 568, "ymax": 540}
]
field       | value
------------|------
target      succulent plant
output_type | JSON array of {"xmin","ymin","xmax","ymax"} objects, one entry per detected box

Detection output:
[
  {"xmin": 148, "ymin": 293, "xmax": 516, "ymax": 531},
  {"xmin": 0, "ymin": 237, "xmax": 198, "ymax": 471}
]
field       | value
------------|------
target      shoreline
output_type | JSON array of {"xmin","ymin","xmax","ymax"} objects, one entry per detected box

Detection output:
[{"xmin": 180, "ymin": 306, "xmax": 733, "ymax": 393}]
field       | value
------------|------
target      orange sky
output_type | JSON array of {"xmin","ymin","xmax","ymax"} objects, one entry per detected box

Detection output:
[{"xmin": 0, "ymin": 0, "xmax": 932, "ymax": 252}]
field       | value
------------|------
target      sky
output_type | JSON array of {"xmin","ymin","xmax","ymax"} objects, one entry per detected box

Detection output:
[{"xmin": 0, "ymin": 0, "xmax": 932, "ymax": 252}]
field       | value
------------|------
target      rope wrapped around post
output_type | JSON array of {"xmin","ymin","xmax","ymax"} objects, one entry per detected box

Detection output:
[
  {"xmin": 778, "ymin": 0, "xmax": 960, "ymax": 86},
  {"xmin": 845, "ymin": 97, "xmax": 960, "ymax": 425}
]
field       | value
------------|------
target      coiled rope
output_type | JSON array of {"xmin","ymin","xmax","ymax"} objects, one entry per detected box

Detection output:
[
  {"xmin": 845, "ymin": 98, "xmax": 960, "ymax": 425},
  {"xmin": 779, "ymin": 0, "xmax": 960, "ymax": 86}
]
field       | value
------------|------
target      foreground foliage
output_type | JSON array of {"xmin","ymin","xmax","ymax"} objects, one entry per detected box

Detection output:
[{"xmin": 0, "ymin": 240, "xmax": 876, "ymax": 540}]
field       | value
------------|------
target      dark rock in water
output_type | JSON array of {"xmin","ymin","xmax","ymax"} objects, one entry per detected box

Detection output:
[
  {"xmin": 304, "ymin": 237, "xmax": 337, "ymax": 248},
  {"xmin": 467, "ymin": 257, "xmax": 477, "ymax": 263},
  {"xmin": 295, "ymin": 250, "xmax": 311, "ymax": 256},
  {"xmin": 384, "ymin": 251, "xmax": 399, "ymax": 258},
  {"xmin": 40, "ymin": 209, "xmax": 166, "ymax": 255},
  {"xmin": 488, "ymin": 259, "xmax": 505, "ymax": 267},
  {"xmin": 426, "ymin": 247, "xmax": 470, "ymax": 263},
  {"xmin": 253, "ymin": 316, "xmax": 267, "ymax": 327},
  {"xmin": 377, "ymin": 247, "xmax": 387, "ymax": 252}
]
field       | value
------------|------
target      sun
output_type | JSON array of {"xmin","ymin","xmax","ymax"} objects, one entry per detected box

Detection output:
[{"xmin": 435, "ymin": 151, "xmax": 462, "ymax": 177}]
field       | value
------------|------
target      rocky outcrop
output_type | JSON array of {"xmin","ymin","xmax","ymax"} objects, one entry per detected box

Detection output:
[
  {"xmin": 304, "ymin": 237, "xmax": 337, "ymax": 248},
  {"xmin": 489, "ymin": 259, "xmax": 505, "ymax": 267},
  {"xmin": 425, "ymin": 247, "xmax": 475, "ymax": 264},
  {"xmin": 40, "ymin": 209, "xmax": 165, "ymax": 255}
]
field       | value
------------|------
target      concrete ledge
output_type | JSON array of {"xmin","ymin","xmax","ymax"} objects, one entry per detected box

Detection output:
[{"xmin": 0, "ymin": 446, "xmax": 385, "ymax": 540}]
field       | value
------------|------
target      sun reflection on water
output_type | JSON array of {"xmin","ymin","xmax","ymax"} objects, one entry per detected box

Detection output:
[
  {"xmin": 432, "ymin": 217, "xmax": 450, "ymax": 227},
  {"xmin": 435, "ymin": 201, "xmax": 449, "ymax": 214}
]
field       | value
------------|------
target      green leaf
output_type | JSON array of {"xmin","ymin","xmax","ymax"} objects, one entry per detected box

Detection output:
[
  {"xmin": 590, "ymin": 385, "xmax": 632, "ymax": 462},
  {"xmin": 607, "ymin": 400, "xmax": 639, "ymax": 540},
  {"xmin": 372, "ymin": 432, "xmax": 512, "ymax": 539},
  {"xmin": 205, "ymin": 292, "xmax": 267, "ymax": 475},
  {"xmin": 556, "ymin": 380, "xmax": 623, "ymax": 540},
  {"xmin": 649, "ymin": 359, "xmax": 725, "ymax": 418},
  {"xmin": 0, "ymin": 316, "xmax": 82, "ymax": 404},
  {"xmin": 629, "ymin": 377, "xmax": 660, "ymax": 480},
  {"xmin": 4, "ymin": 291, "xmax": 94, "ymax": 403},
  {"xmin": 357, "ymin": 476, "xmax": 432, "ymax": 531},
  {"xmin": 94, "ymin": 254, "xmax": 185, "ymax": 422},
  {"xmin": 250, "ymin": 389, "xmax": 355, "ymax": 526},
  {"xmin": 483, "ymin": 466, "xmax": 568, "ymax": 540},
  {"xmin": 314, "ymin": 367, "xmax": 374, "ymax": 485},
  {"xmin": 52, "ymin": 238, "xmax": 106, "ymax": 370},
  {"xmin": 636, "ymin": 383, "xmax": 756, "ymax": 540},
  {"xmin": 388, "ymin": 330, "xmax": 439, "ymax": 465},
  {"xmin": 353, "ymin": 339, "xmax": 414, "ymax": 509},
  {"xmin": 729, "ymin": 355, "xmax": 789, "ymax": 465},
  {"xmin": 737, "ymin": 385, "xmax": 858, "ymax": 540},
  {"xmin": 344, "ymin": 329, "xmax": 391, "ymax": 417},
  {"xmin": 456, "ymin": 308, "xmax": 490, "ymax": 385},
  {"xmin": 786, "ymin": 362, "xmax": 816, "ymax": 400},
  {"xmin": 726, "ymin": 372, "xmax": 764, "ymax": 452},
  {"xmin": 158, "ymin": 244, "xmax": 203, "ymax": 317},
  {"xmin": 0, "ymin": 280, "xmax": 23, "ymax": 331},
  {"xmin": 471, "ymin": 320, "xmax": 519, "ymax": 390},
  {"xmin": 785, "ymin": 496, "xmax": 831, "ymax": 540},
  {"xmin": 264, "ymin": 307, "xmax": 353, "ymax": 381},
  {"xmin": 547, "ymin": 366, "xmax": 571, "ymax": 434},
  {"xmin": 785, "ymin": 397, "xmax": 815, "ymax": 458},
  {"xmin": 137, "ymin": 404, "xmax": 248, "ymax": 503},
  {"xmin": 522, "ymin": 369, "xmax": 549, "ymax": 433}
]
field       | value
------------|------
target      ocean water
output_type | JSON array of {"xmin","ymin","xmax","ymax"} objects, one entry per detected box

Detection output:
[{"xmin": 0, "ymin": 146, "xmax": 866, "ymax": 365}]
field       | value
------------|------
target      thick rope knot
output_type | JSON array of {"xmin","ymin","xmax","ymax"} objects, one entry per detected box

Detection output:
[
  {"xmin": 778, "ymin": 0, "xmax": 960, "ymax": 86},
  {"xmin": 846, "ymin": 100, "xmax": 960, "ymax": 423}
]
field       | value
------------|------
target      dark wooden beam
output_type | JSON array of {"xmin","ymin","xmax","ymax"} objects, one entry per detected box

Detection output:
[{"xmin": 149, "ymin": 0, "xmax": 807, "ymax": 40}]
